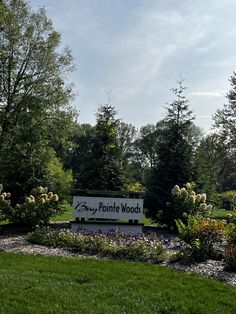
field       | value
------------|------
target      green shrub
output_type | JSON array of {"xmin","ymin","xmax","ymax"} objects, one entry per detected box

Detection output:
[
  {"xmin": 158, "ymin": 183, "xmax": 212, "ymax": 229},
  {"xmin": 214, "ymin": 191, "xmax": 236, "ymax": 210},
  {"xmin": 176, "ymin": 215, "xmax": 226, "ymax": 262},
  {"xmin": 47, "ymin": 156, "xmax": 73, "ymax": 202},
  {"xmin": 0, "ymin": 186, "xmax": 62, "ymax": 227},
  {"xmin": 125, "ymin": 182, "xmax": 144, "ymax": 192},
  {"xmin": 225, "ymin": 224, "xmax": 236, "ymax": 271},
  {"xmin": 28, "ymin": 227, "xmax": 166, "ymax": 263}
]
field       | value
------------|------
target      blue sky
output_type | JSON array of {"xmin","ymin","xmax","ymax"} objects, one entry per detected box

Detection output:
[{"xmin": 30, "ymin": 0, "xmax": 236, "ymax": 133}]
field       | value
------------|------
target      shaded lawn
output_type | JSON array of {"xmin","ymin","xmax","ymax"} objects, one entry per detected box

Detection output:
[
  {"xmin": 0, "ymin": 252, "xmax": 236, "ymax": 313},
  {"xmin": 52, "ymin": 203, "xmax": 73, "ymax": 222},
  {"xmin": 211, "ymin": 209, "xmax": 235, "ymax": 221}
]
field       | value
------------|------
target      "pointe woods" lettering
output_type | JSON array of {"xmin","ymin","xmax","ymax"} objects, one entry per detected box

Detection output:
[{"xmin": 73, "ymin": 196, "xmax": 143, "ymax": 220}]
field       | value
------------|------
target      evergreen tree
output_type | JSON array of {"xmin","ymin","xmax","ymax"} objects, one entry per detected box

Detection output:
[
  {"xmin": 73, "ymin": 105, "xmax": 125, "ymax": 191},
  {"xmin": 212, "ymin": 71, "xmax": 236, "ymax": 191},
  {"xmin": 145, "ymin": 80, "xmax": 195, "ymax": 224},
  {"xmin": 91, "ymin": 105, "xmax": 126, "ymax": 190}
]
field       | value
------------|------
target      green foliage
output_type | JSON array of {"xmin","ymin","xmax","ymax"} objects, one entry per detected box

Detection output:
[
  {"xmin": 194, "ymin": 134, "xmax": 223, "ymax": 196},
  {"xmin": 163, "ymin": 183, "xmax": 212, "ymax": 226},
  {"xmin": 135, "ymin": 123, "xmax": 161, "ymax": 169},
  {"xmin": 0, "ymin": 0, "xmax": 74, "ymax": 203},
  {"xmin": 0, "ymin": 186, "xmax": 62, "ymax": 226},
  {"xmin": 212, "ymin": 72, "xmax": 236, "ymax": 191},
  {"xmin": 125, "ymin": 182, "xmax": 144, "ymax": 192},
  {"xmin": 72, "ymin": 105, "xmax": 126, "ymax": 190},
  {"xmin": 214, "ymin": 191, "xmax": 236, "ymax": 210},
  {"xmin": 28, "ymin": 227, "xmax": 165, "ymax": 263},
  {"xmin": 225, "ymin": 225, "xmax": 236, "ymax": 271},
  {"xmin": 47, "ymin": 156, "xmax": 73, "ymax": 202},
  {"xmin": 225, "ymin": 244, "xmax": 236, "ymax": 271},
  {"xmin": 176, "ymin": 215, "xmax": 226, "ymax": 262},
  {"xmin": 145, "ymin": 81, "xmax": 197, "ymax": 222}
]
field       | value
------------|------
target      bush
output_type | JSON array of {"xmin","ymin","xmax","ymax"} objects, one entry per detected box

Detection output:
[
  {"xmin": 225, "ymin": 225, "xmax": 236, "ymax": 271},
  {"xmin": 28, "ymin": 227, "xmax": 166, "ymax": 263},
  {"xmin": 176, "ymin": 215, "xmax": 226, "ymax": 262},
  {"xmin": 0, "ymin": 186, "xmax": 62, "ymax": 227},
  {"xmin": 46, "ymin": 156, "xmax": 73, "ymax": 203},
  {"xmin": 158, "ymin": 183, "xmax": 213, "ymax": 229},
  {"xmin": 214, "ymin": 191, "xmax": 236, "ymax": 211}
]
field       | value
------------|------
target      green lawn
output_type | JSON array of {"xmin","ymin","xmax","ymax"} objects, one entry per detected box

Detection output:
[
  {"xmin": 52, "ymin": 203, "xmax": 73, "ymax": 222},
  {"xmin": 0, "ymin": 252, "xmax": 236, "ymax": 313},
  {"xmin": 211, "ymin": 209, "xmax": 234, "ymax": 220}
]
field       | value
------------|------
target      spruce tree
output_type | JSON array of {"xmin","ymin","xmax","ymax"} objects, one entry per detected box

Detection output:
[{"xmin": 145, "ymin": 80, "xmax": 195, "ymax": 225}]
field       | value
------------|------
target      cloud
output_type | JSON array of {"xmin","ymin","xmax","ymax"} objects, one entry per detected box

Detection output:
[
  {"xmin": 191, "ymin": 90, "xmax": 227, "ymax": 97},
  {"xmin": 29, "ymin": 0, "xmax": 236, "ymax": 132}
]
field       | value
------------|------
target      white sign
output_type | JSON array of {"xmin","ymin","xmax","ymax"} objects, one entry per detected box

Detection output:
[{"xmin": 73, "ymin": 196, "xmax": 143, "ymax": 221}]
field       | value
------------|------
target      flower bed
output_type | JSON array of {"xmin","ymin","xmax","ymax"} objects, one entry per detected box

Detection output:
[{"xmin": 28, "ymin": 227, "xmax": 166, "ymax": 263}]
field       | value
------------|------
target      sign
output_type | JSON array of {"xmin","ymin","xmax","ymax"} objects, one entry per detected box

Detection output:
[{"xmin": 73, "ymin": 196, "xmax": 143, "ymax": 221}]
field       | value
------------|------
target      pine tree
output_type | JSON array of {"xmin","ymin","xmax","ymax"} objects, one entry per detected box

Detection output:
[
  {"xmin": 74, "ymin": 105, "xmax": 125, "ymax": 191},
  {"xmin": 145, "ymin": 80, "xmax": 195, "ymax": 225},
  {"xmin": 212, "ymin": 71, "xmax": 236, "ymax": 191}
]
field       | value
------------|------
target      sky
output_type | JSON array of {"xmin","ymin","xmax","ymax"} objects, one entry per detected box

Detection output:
[{"xmin": 30, "ymin": 0, "xmax": 236, "ymax": 133}]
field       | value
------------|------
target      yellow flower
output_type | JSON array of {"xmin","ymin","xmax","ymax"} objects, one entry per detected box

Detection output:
[
  {"xmin": 37, "ymin": 186, "xmax": 44, "ymax": 193},
  {"xmin": 41, "ymin": 194, "xmax": 48, "ymax": 200},
  {"xmin": 43, "ymin": 187, "xmax": 48, "ymax": 193},
  {"xmin": 186, "ymin": 183, "xmax": 191, "ymax": 189},
  {"xmin": 48, "ymin": 192, "xmax": 53, "ymax": 199},
  {"xmin": 40, "ymin": 198, "xmax": 46, "ymax": 204},
  {"xmin": 25, "ymin": 197, "xmax": 31, "ymax": 204},
  {"xmin": 172, "ymin": 185, "xmax": 180, "ymax": 195},
  {"xmin": 180, "ymin": 188, "xmax": 188, "ymax": 199},
  {"xmin": 195, "ymin": 194, "xmax": 202, "ymax": 202},
  {"xmin": 190, "ymin": 195, "xmax": 195, "ymax": 204},
  {"xmin": 201, "ymin": 193, "xmax": 207, "ymax": 202},
  {"xmin": 199, "ymin": 203, "xmax": 207, "ymax": 211},
  {"xmin": 205, "ymin": 205, "xmax": 212, "ymax": 212},
  {"xmin": 29, "ymin": 195, "xmax": 35, "ymax": 202},
  {"xmin": 51, "ymin": 194, "xmax": 59, "ymax": 202}
]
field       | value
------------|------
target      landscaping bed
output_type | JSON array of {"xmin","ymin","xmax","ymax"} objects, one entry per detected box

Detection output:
[{"xmin": 1, "ymin": 222, "xmax": 236, "ymax": 287}]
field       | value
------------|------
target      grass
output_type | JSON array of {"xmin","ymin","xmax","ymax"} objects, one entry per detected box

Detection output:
[
  {"xmin": 52, "ymin": 203, "xmax": 73, "ymax": 222},
  {"xmin": 0, "ymin": 252, "xmax": 236, "ymax": 313},
  {"xmin": 211, "ymin": 209, "xmax": 234, "ymax": 220}
]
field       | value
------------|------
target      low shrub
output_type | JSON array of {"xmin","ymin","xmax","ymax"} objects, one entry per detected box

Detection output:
[
  {"xmin": 176, "ymin": 215, "xmax": 226, "ymax": 262},
  {"xmin": 28, "ymin": 227, "xmax": 166, "ymax": 263},
  {"xmin": 0, "ymin": 186, "xmax": 62, "ymax": 227},
  {"xmin": 214, "ymin": 191, "xmax": 236, "ymax": 211},
  {"xmin": 225, "ymin": 225, "xmax": 236, "ymax": 271}
]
